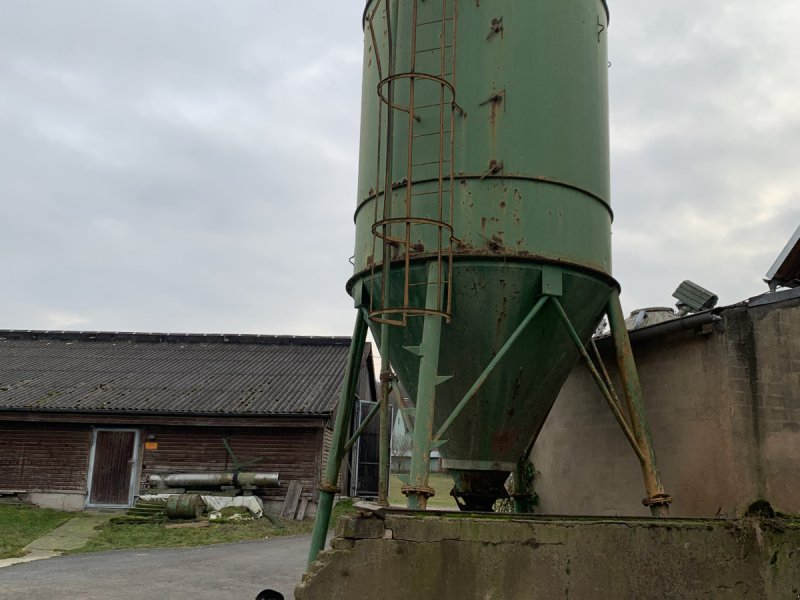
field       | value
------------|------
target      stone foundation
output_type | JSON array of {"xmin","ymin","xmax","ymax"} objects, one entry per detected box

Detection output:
[
  {"xmin": 296, "ymin": 510, "xmax": 800, "ymax": 599},
  {"xmin": 23, "ymin": 492, "xmax": 87, "ymax": 511}
]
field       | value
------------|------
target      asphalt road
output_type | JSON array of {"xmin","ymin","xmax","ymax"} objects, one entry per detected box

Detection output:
[{"xmin": 0, "ymin": 534, "xmax": 313, "ymax": 600}]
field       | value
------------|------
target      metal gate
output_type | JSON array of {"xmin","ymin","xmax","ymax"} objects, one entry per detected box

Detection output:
[
  {"xmin": 86, "ymin": 428, "xmax": 140, "ymax": 507},
  {"xmin": 349, "ymin": 400, "xmax": 381, "ymax": 498}
]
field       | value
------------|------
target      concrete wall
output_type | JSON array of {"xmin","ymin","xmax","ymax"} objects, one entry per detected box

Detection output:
[
  {"xmin": 23, "ymin": 492, "xmax": 87, "ymax": 511},
  {"xmin": 296, "ymin": 512, "xmax": 800, "ymax": 599},
  {"xmin": 532, "ymin": 293, "xmax": 800, "ymax": 518}
]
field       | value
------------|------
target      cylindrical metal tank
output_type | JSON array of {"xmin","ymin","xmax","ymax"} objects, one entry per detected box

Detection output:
[
  {"xmin": 350, "ymin": 0, "xmax": 614, "ymax": 507},
  {"xmin": 149, "ymin": 472, "xmax": 280, "ymax": 489},
  {"xmin": 165, "ymin": 494, "xmax": 205, "ymax": 519}
]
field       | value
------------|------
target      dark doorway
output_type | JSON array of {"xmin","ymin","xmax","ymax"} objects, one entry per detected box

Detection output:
[
  {"xmin": 86, "ymin": 429, "xmax": 139, "ymax": 507},
  {"xmin": 350, "ymin": 400, "xmax": 382, "ymax": 498}
]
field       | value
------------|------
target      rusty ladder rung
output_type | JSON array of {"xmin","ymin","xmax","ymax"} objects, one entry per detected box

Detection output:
[
  {"xmin": 408, "ymin": 279, "xmax": 450, "ymax": 289},
  {"xmin": 416, "ymin": 17, "xmax": 454, "ymax": 27},
  {"xmin": 369, "ymin": 0, "xmax": 455, "ymax": 320},
  {"xmin": 416, "ymin": 45, "xmax": 454, "ymax": 54},
  {"xmin": 410, "ymin": 190, "xmax": 450, "ymax": 197},
  {"xmin": 414, "ymin": 101, "xmax": 455, "ymax": 110},
  {"xmin": 411, "ymin": 159, "xmax": 451, "ymax": 167},
  {"xmin": 412, "ymin": 130, "xmax": 452, "ymax": 139}
]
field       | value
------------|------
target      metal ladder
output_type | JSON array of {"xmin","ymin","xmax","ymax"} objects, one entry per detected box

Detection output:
[{"xmin": 366, "ymin": 0, "xmax": 461, "ymax": 326}]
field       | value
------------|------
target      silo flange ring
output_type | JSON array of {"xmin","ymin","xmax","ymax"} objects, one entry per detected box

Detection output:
[
  {"xmin": 642, "ymin": 493, "xmax": 673, "ymax": 507},
  {"xmin": 318, "ymin": 483, "xmax": 342, "ymax": 494},
  {"xmin": 401, "ymin": 485, "xmax": 436, "ymax": 498}
]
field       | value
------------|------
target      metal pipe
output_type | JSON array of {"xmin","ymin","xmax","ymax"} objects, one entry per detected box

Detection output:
[
  {"xmin": 433, "ymin": 295, "xmax": 550, "ymax": 442},
  {"xmin": 551, "ymin": 298, "xmax": 646, "ymax": 464},
  {"xmin": 590, "ymin": 338, "xmax": 625, "ymax": 416},
  {"xmin": 624, "ymin": 311, "xmax": 721, "ymax": 343},
  {"xmin": 148, "ymin": 472, "xmax": 279, "ymax": 488},
  {"xmin": 405, "ymin": 263, "xmax": 444, "ymax": 510},
  {"xmin": 607, "ymin": 291, "xmax": 671, "ymax": 517},
  {"xmin": 378, "ymin": 323, "xmax": 392, "ymax": 507},
  {"xmin": 343, "ymin": 400, "xmax": 381, "ymax": 454},
  {"xmin": 236, "ymin": 472, "xmax": 280, "ymax": 488},
  {"xmin": 308, "ymin": 312, "xmax": 368, "ymax": 567}
]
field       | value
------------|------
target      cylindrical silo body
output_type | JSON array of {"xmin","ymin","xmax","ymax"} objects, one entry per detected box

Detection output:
[{"xmin": 350, "ymin": 0, "xmax": 614, "ymax": 506}]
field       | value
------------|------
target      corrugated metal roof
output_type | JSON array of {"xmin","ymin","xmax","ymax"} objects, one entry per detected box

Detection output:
[{"xmin": 0, "ymin": 330, "xmax": 356, "ymax": 416}]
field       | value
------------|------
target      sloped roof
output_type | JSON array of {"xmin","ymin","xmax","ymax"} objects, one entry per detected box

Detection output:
[{"xmin": 0, "ymin": 330, "xmax": 358, "ymax": 417}]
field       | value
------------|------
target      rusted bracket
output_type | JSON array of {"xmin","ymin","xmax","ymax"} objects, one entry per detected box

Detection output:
[
  {"xmin": 597, "ymin": 16, "xmax": 605, "ymax": 42},
  {"xmin": 401, "ymin": 485, "xmax": 435, "ymax": 499},
  {"xmin": 643, "ymin": 493, "xmax": 673, "ymax": 508},
  {"xmin": 486, "ymin": 17, "xmax": 504, "ymax": 40},
  {"xmin": 317, "ymin": 482, "xmax": 342, "ymax": 494},
  {"xmin": 480, "ymin": 159, "xmax": 504, "ymax": 179},
  {"xmin": 479, "ymin": 90, "xmax": 505, "ymax": 107}
]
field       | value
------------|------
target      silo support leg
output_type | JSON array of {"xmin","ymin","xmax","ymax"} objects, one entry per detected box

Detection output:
[
  {"xmin": 606, "ymin": 291, "xmax": 672, "ymax": 517},
  {"xmin": 404, "ymin": 266, "xmax": 446, "ymax": 511},
  {"xmin": 377, "ymin": 323, "xmax": 392, "ymax": 507},
  {"xmin": 307, "ymin": 311, "xmax": 369, "ymax": 568},
  {"xmin": 552, "ymin": 298, "xmax": 646, "ymax": 464},
  {"xmin": 404, "ymin": 309, "xmax": 442, "ymax": 510}
]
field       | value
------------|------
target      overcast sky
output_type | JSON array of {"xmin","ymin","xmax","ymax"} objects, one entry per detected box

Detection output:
[{"xmin": 2, "ymin": 1, "xmax": 798, "ymax": 336}]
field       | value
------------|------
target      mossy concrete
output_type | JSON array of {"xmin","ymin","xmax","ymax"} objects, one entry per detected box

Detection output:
[{"xmin": 296, "ymin": 511, "xmax": 800, "ymax": 599}]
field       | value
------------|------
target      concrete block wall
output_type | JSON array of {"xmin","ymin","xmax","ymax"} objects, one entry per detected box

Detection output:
[
  {"xmin": 532, "ymin": 296, "xmax": 800, "ymax": 518},
  {"xmin": 297, "ymin": 513, "xmax": 800, "ymax": 599}
]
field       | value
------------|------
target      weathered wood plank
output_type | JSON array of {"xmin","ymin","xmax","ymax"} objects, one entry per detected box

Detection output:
[
  {"xmin": 281, "ymin": 481, "xmax": 302, "ymax": 519},
  {"xmin": 295, "ymin": 497, "xmax": 309, "ymax": 521}
]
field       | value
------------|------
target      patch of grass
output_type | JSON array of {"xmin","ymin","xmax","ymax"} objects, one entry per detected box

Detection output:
[
  {"xmin": 330, "ymin": 498, "xmax": 356, "ymax": 524},
  {"xmin": 0, "ymin": 504, "xmax": 74, "ymax": 559},
  {"xmin": 389, "ymin": 472, "xmax": 458, "ymax": 509},
  {"xmin": 71, "ymin": 498, "xmax": 358, "ymax": 555},
  {"xmin": 73, "ymin": 518, "xmax": 310, "ymax": 554}
]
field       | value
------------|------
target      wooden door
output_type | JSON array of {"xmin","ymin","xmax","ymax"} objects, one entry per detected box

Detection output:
[{"xmin": 87, "ymin": 429, "xmax": 139, "ymax": 506}]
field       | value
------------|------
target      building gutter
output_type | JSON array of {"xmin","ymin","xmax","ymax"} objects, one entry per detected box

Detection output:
[
  {"xmin": 627, "ymin": 311, "xmax": 722, "ymax": 343},
  {"xmin": 594, "ymin": 310, "xmax": 722, "ymax": 347}
]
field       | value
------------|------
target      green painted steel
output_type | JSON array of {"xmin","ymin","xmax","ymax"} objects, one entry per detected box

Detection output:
[
  {"xmin": 606, "ymin": 291, "xmax": 670, "ymax": 517},
  {"xmin": 308, "ymin": 313, "xmax": 368, "ymax": 567},
  {"xmin": 350, "ymin": 0, "xmax": 615, "ymax": 505},
  {"xmin": 353, "ymin": 0, "xmax": 612, "ymax": 277}
]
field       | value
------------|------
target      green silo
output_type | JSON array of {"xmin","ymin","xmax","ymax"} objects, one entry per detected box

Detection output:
[{"xmin": 310, "ymin": 0, "xmax": 669, "ymax": 564}]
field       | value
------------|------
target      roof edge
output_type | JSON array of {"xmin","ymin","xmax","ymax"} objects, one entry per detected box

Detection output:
[
  {"xmin": 0, "ymin": 407, "xmax": 333, "ymax": 419},
  {"xmin": 0, "ymin": 329, "xmax": 352, "ymax": 346}
]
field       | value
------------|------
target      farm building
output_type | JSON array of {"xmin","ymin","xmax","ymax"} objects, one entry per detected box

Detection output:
[{"xmin": 0, "ymin": 330, "xmax": 376, "ymax": 514}]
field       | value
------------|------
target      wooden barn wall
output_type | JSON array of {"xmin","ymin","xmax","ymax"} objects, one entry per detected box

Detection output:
[
  {"xmin": 0, "ymin": 422, "xmax": 91, "ymax": 492},
  {"xmin": 140, "ymin": 426, "xmax": 324, "ymax": 502},
  {"xmin": 321, "ymin": 426, "xmax": 333, "ymax": 483}
]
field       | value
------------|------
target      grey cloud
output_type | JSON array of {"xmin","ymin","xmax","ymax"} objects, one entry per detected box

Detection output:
[
  {"xmin": 0, "ymin": 0, "xmax": 797, "ymax": 334},
  {"xmin": 609, "ymin": 0, "xmax": 800, "ymax": 312},
  {"xmin": 1, "ymin": 0, "xmax": 365, "ymax": 334}
]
